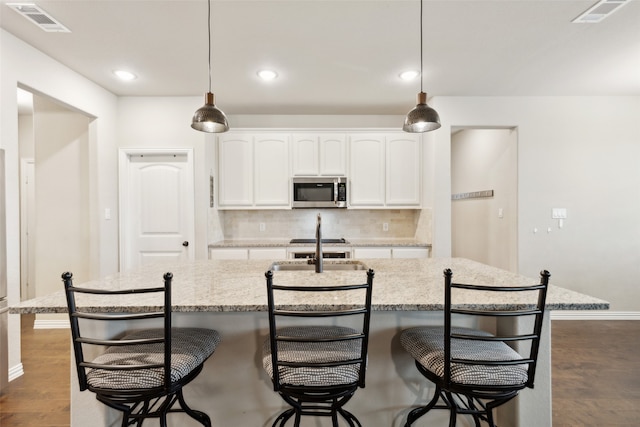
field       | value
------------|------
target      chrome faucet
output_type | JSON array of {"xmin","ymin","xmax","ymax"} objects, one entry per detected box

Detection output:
[{"xmin": 314, "ymin": 213, "xmax": 323, "ymax": 273}]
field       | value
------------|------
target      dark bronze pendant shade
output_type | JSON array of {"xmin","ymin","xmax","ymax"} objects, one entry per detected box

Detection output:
[
  {"xmin": 403, "ymin": 0, "xmax": 441, "ymax": 133},
  {"xmin": 191, "ymin": 0, "xmax": 229, "ymax": 133},
  {"xmin": 403, "ymin": 91, "xmax": 441, "ymax": 133},
  {"xmin": 191, "ymin": 92, "xmax": 229, "ymax": 133}
]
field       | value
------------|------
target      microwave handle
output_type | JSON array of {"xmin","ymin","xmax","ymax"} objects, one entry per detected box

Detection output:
[{"xmin": 334, "ymin": 180, "xmax": 338, "ymax": 205}]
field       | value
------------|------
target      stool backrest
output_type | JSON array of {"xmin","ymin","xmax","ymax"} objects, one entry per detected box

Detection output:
[
  {"xmin": 443, "ymin": 269, "xmax": 550, "ymax": 390},
  {"xmin": 265, "ymin": 269, "xmax": 375, "ymax": 391},
  {"xmin": 62, "ymin": 271, "xmax": 173, "ymax": 391}
]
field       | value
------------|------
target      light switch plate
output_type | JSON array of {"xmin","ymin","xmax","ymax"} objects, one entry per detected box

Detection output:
[{"xmin": 552, "ymin": 208, "xmax": 567, "ymax": 219}]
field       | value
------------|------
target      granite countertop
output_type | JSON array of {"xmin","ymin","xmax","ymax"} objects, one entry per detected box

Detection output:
[
  {"xmin": 11, "ymin": 258, "xmax": 608, "ymax": 314},
  {"xmin": 209, "ymin": 238, "xmax": 431, "ymax": 248}
]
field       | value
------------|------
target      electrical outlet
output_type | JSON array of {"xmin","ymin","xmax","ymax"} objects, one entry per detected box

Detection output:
[
  {"xmin": 383, "ymin": 223, "xmax": 389, "ymax": 232},
  {"xmin": 259, "ymin": 222, "xmax": 266, "ymax": 232}
]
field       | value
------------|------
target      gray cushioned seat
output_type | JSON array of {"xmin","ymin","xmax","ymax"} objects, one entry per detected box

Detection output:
[
  {"xmin": 400, "ymin": 326, "xmax": 528, "ymax": 386},
  {"xmin": 262, "ymin": 325, "xmax": 363, "ymax": 387},
  {"xmin": 86, "ymin": 327, "xmax": 221, "ymax": 390}
]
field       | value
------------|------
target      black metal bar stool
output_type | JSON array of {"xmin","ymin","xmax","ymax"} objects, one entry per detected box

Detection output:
[
  {"xmin": 63, "ymin": 271, "xmax": 221, "ymax": 427},
  {"xmin": 400, "ymin": 268, "xmax": 550, "ymax": 427},
  {"xmin": 262, "ymin": 269, "xmax": 375, "ymax": 427}
]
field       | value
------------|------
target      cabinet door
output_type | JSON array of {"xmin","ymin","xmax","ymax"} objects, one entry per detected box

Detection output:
[
  {"xmin": 353, "ymin": 247, "xmax": 392, "ymax": 259},
  {"xmin": 386, "ymin": 133, "xmax": 421, "ymax": 206},
  {"xmin": 292, "ymin": 133, "xmax": 346, "ymax": 177},
  {"xmin": 254, "ymin": 134, "xmax": 290, "ymax": 206},
  {"xmin": 248, "ymin": 248, "xmax": 288, "ymax": 260},
  {"xmin": 291, "ymin": 134, "xmax": 319, "ymax": 176},
  {"xmin": 319, "ymin": 134, "xmax": 347, "ymax": 176},
  {"xmin": 391, "ymin": 247, "xmax": 430, "ymax": 258},
  {"xmin": 218, "ymin": 135, "xmax": 253, "ymax": 207},
  {"xmin": 209, "ymin": 248, "xmax": 249, "ymax": 260},
  {"xmin": 349, "ymin": 134, "xmax": 385, "ymax": 207}
]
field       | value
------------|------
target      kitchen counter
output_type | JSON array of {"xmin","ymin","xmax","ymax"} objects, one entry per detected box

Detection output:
[
  {"xmin": 208, "ymin": 238, "xmax": 431, "ymax": 248},
  {"xmin": 10, "ymin": 258, "xmax": 605, "ymax": 314},
  {"xmin": 11, "ymin": 258, "xmax": 608, "ymax": 427}
]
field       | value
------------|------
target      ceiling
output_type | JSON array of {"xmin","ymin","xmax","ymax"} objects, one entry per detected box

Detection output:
[{"xmin": 2, "ymin": 0, "xmax": 639, "ymax": 115}]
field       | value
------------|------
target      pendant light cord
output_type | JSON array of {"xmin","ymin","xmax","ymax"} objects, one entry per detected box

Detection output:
[
  {"xmin": 207, "ymin": 0, "xmax": 212, "ymax": 93},
  {"xmin": 420, "ymin": 0, "xmax": 423, "ymax": 93}
]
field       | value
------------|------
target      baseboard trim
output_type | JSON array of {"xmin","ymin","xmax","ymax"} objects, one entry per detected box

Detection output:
[
  {"xmin": 8, "ymin": 363, "xmax": 24, "ymax": 381},
  {"xmin": 33, "ymin": 319, "xmax": 70, "ymax": 329},
  {"xmin": 551, "ymin": 311, "xmax": 640, "ymax": 320}
]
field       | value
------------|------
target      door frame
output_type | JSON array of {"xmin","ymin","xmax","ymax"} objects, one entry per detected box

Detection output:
[
  {"xmin": 19, "ymin": 158, "xmax": 35, "ymax": 301},
  {"xmin": 118, "ymin": 148, "xmax": 195, "ymax": 271},
  {"xmin": 450, "ymin": 127, "xmax": 518, "ymax": 273}
]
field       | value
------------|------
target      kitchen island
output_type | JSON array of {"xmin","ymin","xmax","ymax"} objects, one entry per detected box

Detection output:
[{"xmin": 12, "ymin": 258, "xmax": 608, "ymax": 427}]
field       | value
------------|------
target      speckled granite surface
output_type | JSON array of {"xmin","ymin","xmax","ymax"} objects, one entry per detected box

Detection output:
[
  {"xmin": 11, "ymin": 257, "xmax": 608, "ymax": 314},
  {"xmin": 209, "ymin": 238, "xmax": 431, "ymax": 248}
]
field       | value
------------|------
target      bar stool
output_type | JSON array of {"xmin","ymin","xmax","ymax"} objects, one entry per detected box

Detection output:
[
  {"xmin": 400, "ymin": 268, "xmax": 550, "ymax": 427},
  {"xmin": 63, "ymin": 271, "xmax": 221, "ymax": 427},
  {"xmin": 262, "ymin": 269, "xmax": 375, "ymax": 427}
]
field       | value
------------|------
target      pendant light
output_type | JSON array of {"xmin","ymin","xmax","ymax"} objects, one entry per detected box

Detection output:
[
  {"xmin": 191, "ymin": 0, "xmax": 229, "ymax": 133},
  {"xmin": 403, "ymin": 0, "xmax": 440, "ymax": 133}
]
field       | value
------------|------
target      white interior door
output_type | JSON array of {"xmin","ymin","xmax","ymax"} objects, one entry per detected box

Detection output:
[{"xmin": 119, "ymin": 150, "xmax": 195, "ymax": 271}]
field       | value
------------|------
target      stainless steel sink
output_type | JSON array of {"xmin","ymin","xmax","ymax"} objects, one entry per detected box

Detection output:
[{"xmin": 270, "ymin": 261, "xmax": 368, "ymax": 272}]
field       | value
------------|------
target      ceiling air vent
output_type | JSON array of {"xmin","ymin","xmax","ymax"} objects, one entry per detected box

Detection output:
[
  {"xmin": 572, "ymin": 0, "xmax": 631, "ymax": 23},
  {"xmin": 7, "ymin": 3, "xmax": 70, "ymax": 32}
]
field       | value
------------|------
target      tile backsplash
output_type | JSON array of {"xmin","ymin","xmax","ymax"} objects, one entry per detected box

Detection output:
[{"xmin": 211, "ymin": 209, "xmax": 432, "ymax": 242}]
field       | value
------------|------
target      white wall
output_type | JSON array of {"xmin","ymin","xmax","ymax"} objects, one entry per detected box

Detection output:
[
  {"xmin": 230, "ymin": 115, "xmax": 406, "ymax": 129},
  {"xmin": 431, "ymin": 96, "xmax": 640, "ymax": 311},
  {"xmin": 116, "ymin": 97, "xmax": 212, "ymax": 260},
  {"xmin": 2, "ymin": 29, "xmax": 639, "ymax": 385},
  {"xmin": 19, "ymin": 84, "xmax": 640, "ymax": 314},
  {"xmin": 451, "ymin": 128, "xmax": 517, "ymax": 272},
  {"xmin": 1, "ymin": 29, "xmax": 118, "ymax": 373},
  {"xmin": 18, "ymin": 111, "xmax": 35, "ymax": 301},
  {"xmin": 115, "ymin": 109, "xmax": 424, "ymax": 250},
  {"xmin": 33, "ymin": 96, "xmax": 90, "ymax": 300}
]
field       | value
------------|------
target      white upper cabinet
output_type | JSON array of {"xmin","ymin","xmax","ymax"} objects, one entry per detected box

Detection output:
[
  {"xmin": 349, "ymin": 133, "xmax": 422, "ymax": 208},
  {"xmin": 291, "ymin": 134, "xmax": 318, "ymax": 176},
  {"xmin": 218, "ymin": 130, "xmax": 420, "ymax": 210},
  {"xmin": 218, "ymin": 133, "xmax": 289, "ymax": 209},
  {"xmin": 386, "ymin": 133, "xmax": 421, "ymax": 206},
  {"xmin": 319, "ymin": 134, "xmax": 347, "ymax": 176},
  {"xmin": 292, "ymin": 133, "xmax": 347, "ymax": 176},
  {"xmin": 218, "ymin": 134, "xmax": 253, "ymax": 207},
  {"xmin": 349, "ymin": 134, "xmax": 386, "ymax": 206},
  {"xmin": 254, "ymin": 134, "xmax": 290, "ymax": 206}
]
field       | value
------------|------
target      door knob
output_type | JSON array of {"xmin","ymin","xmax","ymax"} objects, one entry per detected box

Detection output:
[{"xmin": 182, "ymin": 241, "xmax": 189, "ymax": 247}]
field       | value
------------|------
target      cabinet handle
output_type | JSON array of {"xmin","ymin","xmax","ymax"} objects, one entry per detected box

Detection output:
[{"xmin": 182, "ymin": 241, "xmax": 189, "ymax": 247}]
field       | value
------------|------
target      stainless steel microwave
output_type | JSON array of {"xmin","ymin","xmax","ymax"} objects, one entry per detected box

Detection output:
[{"xmin": 292, "ymin": 177, "xmax": 348, "ymax": 208}]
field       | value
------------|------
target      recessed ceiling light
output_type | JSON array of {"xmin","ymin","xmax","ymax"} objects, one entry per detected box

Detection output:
[
  {"xmin": 257, "ymin": 69, "xmax": 278, "ymax": 81},
  {"xmin": 399, "ymin": 70, "xmax": 420, "ymax": 81},
  {"xmin": 113, "ymin": 70, "xmax": 137, "ymax": 81}
]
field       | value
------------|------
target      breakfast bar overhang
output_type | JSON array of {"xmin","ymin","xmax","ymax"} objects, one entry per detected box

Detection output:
[{"xmin": 12, "ymin": 258, "xmax": 608, "ymax": 427}]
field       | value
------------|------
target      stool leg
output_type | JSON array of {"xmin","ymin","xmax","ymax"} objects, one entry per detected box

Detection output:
[
  {"xmin": 405, "ymin": 384, "xmax": 442, "ymax": 426},
  {"xmin": 331, "ymin": 409, "xmax": 339, "ymax": 427},
  {"xmin": 176, "ymin": 389, "xmax": 211, "ymax": 427}
]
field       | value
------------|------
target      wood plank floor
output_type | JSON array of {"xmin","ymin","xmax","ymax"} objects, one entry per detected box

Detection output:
[
  {"xmin": 1, "ymin": 316, "xmax": 638, "ymax": 426},
  {"xmin": 551, "ymin": 320, "xmax": 640, "ymax": 426},
  {"xmin": 0, "ymin": 314, "xmax": 70, "ymax": 426}
]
